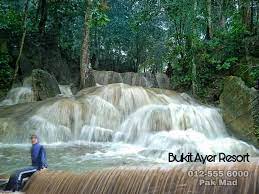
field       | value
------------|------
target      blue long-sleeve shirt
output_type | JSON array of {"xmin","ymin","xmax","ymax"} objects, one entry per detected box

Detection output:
[{"xmin": 31, "ymin": 143, "xmax": 48, "ymax": 170}]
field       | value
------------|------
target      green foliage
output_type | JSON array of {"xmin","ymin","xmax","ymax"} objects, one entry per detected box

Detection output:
[
  {"xmin": 228, "ymin": 12, "xmax": 248, "ymax": 37},
  {"xmin": 163, "ymin": 0, "xmax": 258, "ymax": 101},
  {"xmin": 0, "ymin": 4, "xmax": 22, "ymax": 32},
  {"xmin": 48, "ymin": 0, "xmax": 110, "ymax": 60},
  {"xmin": 250, "ymin": 67, "xmax": 259, "ymax": 81},
  {"xmin": 217, "ymin": 57, "xmax": 238, "ymax": 70},
  {"xmin": 91, "ymin": 1, "xmax": 110, "ymax": 27},
  {"xmin": 0, "ymin": 0, "xmax": 258, "ymax": 103},
  {"xmin": 0, "ymin": 53, "xmax": 13, "ymax": 91}
]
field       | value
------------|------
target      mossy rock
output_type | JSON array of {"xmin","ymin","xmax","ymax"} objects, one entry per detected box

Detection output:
[
  {"xmin": 32, "ymin": 69, "xmax": 61, "ymax": 101},
  {"xmin": 220, "ymin": 76, "xmax": 259, "ymax": 148}
]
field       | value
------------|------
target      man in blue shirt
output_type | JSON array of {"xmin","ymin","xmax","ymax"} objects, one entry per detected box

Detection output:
[{"xmin": 4, "ymin": 134, "xmax": 48, "ymax": 192}]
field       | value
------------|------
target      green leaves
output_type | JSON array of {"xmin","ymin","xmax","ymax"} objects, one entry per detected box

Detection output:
[
  {"xmin": 0, "ymin": 5, "xmax": 22, "ymax": 32},
  {"xmin": 91, "ymin": 8, "xmax": 110, "ymax": 27},
  {"xmin": 91, "ymin": 0, "xmax": 110, "ymax": 27},
  {"xmin": 0, "ymin": 0, "xmax": 258, "ymax": 98},
  {"xmin": 216, "ymin": 57, "xmax": 238, "ymax": 70},
  {"xmin": 0, "ymin": 53, "xmax": 13, "ymax": 91},
  {"xmin": 249, "ymin": 66, "xmax": 259, "ymax": 82},
  {"xmin": 228, "ymin": 13, "xmax": 248, "ymax": 37}
]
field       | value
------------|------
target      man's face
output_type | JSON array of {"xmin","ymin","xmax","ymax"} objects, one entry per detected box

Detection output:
[{"xmin": 31, "ymin": 136, "xmax": 38, "ymax": 144}]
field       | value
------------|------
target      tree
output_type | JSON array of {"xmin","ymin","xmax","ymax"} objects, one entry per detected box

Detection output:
[
  {"xmin": 192, "ymin": 0, "xmax": 198, "ymax": 96},
  {"xmin": 91, "ymin": 0, "xmax": 109, "ymax": 69},
  {"xmin": 206, "ymin": 0, "xmax": 213, "ymax": 39},
  {"xmin": 1, "ymin": 0, "xmax": 259, "ymax": 102},
  {"xmin": 12, "ymin": 0, "xmax": 30, "ymax": 87},
  {"xmin": 80, "ymin": 0, "xmax": 92, "ymax": 88},
  {"xmin": 219, "ymin": 0, "xmax": 226, "ymax": 28},
  {"xmin": 80, "ymin": 0, "xmax": 109, "ymax": 88},
  {"xmin": 37, "ymin": 0, "xmax": 48, "ymax": 35}
]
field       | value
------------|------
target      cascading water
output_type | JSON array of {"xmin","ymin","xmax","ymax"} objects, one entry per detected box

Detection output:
[
  {"xmin": 0, "ymin": 84, "xmax": 73, "ymax": 107},
  {"xmin": 0, "ymin": 84, "xmax": 259, "ymax": 194},
  {"xmin": 0, "ymin": 86, "xmax": 33, "ymax": 106},
  {"xmin": 0, "ymin": 77, "xmax": 33, "ymax": 106},
  {"xmin": 58, "ymin": 85, "xmax": 73, "ymax": 97},
  {"xmin": 0, "ymin": 83, "xmax": 258, "ymax": 193}
]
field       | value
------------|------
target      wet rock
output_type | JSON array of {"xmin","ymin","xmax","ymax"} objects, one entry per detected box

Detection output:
[
  {"xmin": 32, "ymin": 69, "xmax": 61, "ymax": 101},
  {"xmin": 83, "ymin": 70, "xmax": 96, "ymax": 88},
  {"xmin": 121, "ymin": 72, "xmax": 133, "ymax": 85},
  {"xmin": 155, "ymin": 73, "xmax": 170, "ymax": 89},
  {"xmin": 17, "ymin": 34, "xmax": 73, "ymax": 84},
  {"xmin": 220, "ymin": 76, "xmax": 259, "ymax": 147},
  {"xmin": 93, "ymin": 70, "xmax": 170, "ymax": 89}
]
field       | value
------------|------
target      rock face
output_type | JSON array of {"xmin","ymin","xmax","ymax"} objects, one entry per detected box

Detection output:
[
  {"xmin": 155, "ymin": 73, "xmax": 171, "ymax": 89},
  {"xmin": 32, "ymin": 69, "xmax": 61, "ymax": 101},
  {"xmin": 15, "ymin": 34, "xmax": 74, "ymax": 84},
  {"xmin": 93, "ymin": 70, "xmax": 170, "ymax": 89},
  {"xmin": 84, "ymin": 70, "xmax": 96, "ymax": 88},
  {"xmin": 220, "ymin": 76, "xmax": 259, "ymax": 147}
]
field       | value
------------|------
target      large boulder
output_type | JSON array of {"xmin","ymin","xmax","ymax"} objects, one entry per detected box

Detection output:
[
  {"xmin": 93, "ymin": 71, "xmax": 122, "ymax": 85},
  {"xmin": 32, "ymin": 69, "xmax": 61, "ymax": 101},
  {"xmin": 220, "ymin": 76, "xmax": 259, "ymax": 147}
]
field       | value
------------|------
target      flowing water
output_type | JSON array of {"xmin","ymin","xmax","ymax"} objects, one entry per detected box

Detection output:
[
  {"xmin": 58, "ymin": 85, "xmax": 73, "ymax": 97},
  {"xmin": 0, "ymin": 84, "xmax": 73, "ymax": 106},
  {"xmin": 23, "ymin": 162, "xmax": 259, "ymax": 194},
  {"xmin": 0, "ymin": 87, "xmax": 33, "ymax": 106},
  {"xmin": 0, "ymin": 83, "xmax": 258, "ymax": 193}
]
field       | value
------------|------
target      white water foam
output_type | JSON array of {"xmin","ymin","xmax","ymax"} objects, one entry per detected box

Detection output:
[{"xmin": 0, "ymin": 83, "xmax": 258, "ymax": 164}]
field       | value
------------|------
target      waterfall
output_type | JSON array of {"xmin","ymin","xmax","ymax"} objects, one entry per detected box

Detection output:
[
  {"xmin": 23, "ymin": 162, "xmax": 259, "ymax": 194},
  {"xmin": 0, "ymin": 77, "xmax": 33, "ymax": 106},
  {"xmin": 58, "ymin": 85, "xmax": 73, "ymax": 97},
  {"xmin": 0, "ymin": 84, "xmax": 73, "ymax": 106},
  {"xmin": 0, "ymin": 83, "xmax": 258, "ymax": 193},
  {"xmin": 0, "ymin": 86, "xmax": 33, "ymax": 106},
  {"xmin": 0, "ymin": 83, "xmax": 257, "ymax": 161}
]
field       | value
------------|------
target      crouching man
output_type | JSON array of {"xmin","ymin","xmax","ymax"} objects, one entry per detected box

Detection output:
[{"xmin": 5, "ymin": 134, "xmax": 48, "ymax": 192}]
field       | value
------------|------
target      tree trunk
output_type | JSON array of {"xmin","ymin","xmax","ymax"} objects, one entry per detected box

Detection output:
[
  {"xmin": 12, "ymin": 0, "xmax": 30, "ymax": 87},
  {"xmin": 241, "ymin": 1, "xmax": 252, "ymax": 31},
  {"xmin": 80, "ymin": 0, "xmax": 92, "ymax": 88},
  {"xmin": 191, "ymin": 55, "xmax": 197, "ymax": 96},
  {"xmin": 206, "ymin": 0, "xmax": 213, "ymax": 39},
  {"xmin": 250, "ymin": 0, "xmax": 254, "ymax": 33},
  {"xmin": 38, "ymin": 0, "xmax": 48, "ymax": 35},
  {"xmin": 219, "ymin": 0, "xmax": 226, "ymax": 28},
  {"xmin": 135, "ymin": 32, "xmax": 140, "ymax": 72},
  {"xmin": 191, "ymin": 0, "xmax": 198, "ymax": 96},
  {"xmin": 256, "ymin": 1, "xmax": 259, "ymax": 34},
  {"xmin": 94, "ymin": 26, "xmax": 99, "ymax": 69}
]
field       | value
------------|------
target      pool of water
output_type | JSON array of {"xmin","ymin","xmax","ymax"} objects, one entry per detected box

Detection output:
[{"xmin": 0, "ymin": 141, "xmax": 166, "ymax": 176}]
